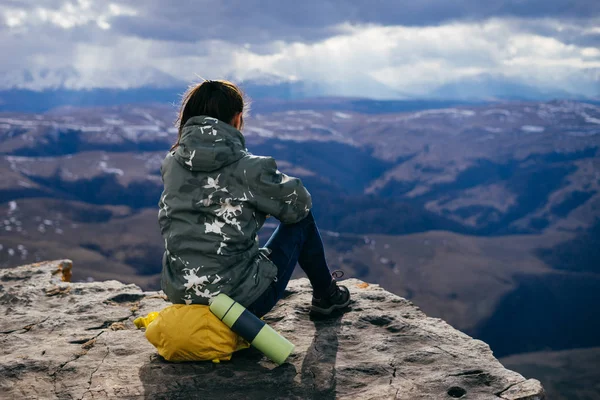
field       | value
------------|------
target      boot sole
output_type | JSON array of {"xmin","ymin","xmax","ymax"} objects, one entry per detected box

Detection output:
[{"xmin": 310, "ymin": 297, "xmax": 351, "ymax": 315}]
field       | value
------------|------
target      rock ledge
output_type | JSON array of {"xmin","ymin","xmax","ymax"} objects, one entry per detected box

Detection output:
[{"xmin": 0, "ymin": 260, "xmax": 545, "ymax": 399}]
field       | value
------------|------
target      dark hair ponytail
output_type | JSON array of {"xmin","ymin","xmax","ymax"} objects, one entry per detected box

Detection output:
[{"xmin": 171, "ymin": 79, "xmax": 247, "ymax": 151}]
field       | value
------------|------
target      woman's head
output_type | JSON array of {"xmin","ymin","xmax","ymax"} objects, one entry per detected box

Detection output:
[{"xmin": 172, "ymin": 79, "xmax": 247, "ymax": 150}]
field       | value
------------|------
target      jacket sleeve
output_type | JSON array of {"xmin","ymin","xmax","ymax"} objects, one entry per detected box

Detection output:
[{"xmin": 248, "ymin": 157, "xmax": 312, "ymax": 224}]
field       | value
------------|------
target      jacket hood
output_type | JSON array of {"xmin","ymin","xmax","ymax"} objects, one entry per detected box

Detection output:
[{"xmin": 173, "ymin": 116, "xmax": 247, "ymax": 172}]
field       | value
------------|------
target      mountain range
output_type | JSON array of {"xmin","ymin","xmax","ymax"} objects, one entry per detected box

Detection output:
[{"xmin": 0, "ymin": 68, "xmax": 598, "ymax": 113}]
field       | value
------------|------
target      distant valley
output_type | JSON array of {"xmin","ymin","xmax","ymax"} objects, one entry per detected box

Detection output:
[{"xmin": 1, "ymin": 99, "xmax": 599, "ymax": 363}]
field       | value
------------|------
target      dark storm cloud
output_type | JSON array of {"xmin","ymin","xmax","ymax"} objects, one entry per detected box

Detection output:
[
  {"xmin": 110, "ymin": 0, "xmax": 600, "ymax": 43},
  {"xmin": 517, "ymin": 20, "xmax": 600, "ymax": 48},
  {"xmin": 1, "ymin": 0, "xmax": 598, "ymax": 94}
]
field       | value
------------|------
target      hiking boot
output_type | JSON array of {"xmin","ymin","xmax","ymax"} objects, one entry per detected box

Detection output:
[{"xmin": 311, "ymin": 270, "xmax": 351, "ymax": 315}]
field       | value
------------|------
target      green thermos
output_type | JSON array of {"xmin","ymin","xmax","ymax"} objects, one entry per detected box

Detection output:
[{"xmin": 209, "ymin": 293, "xmax": 294, "ymax": 365}]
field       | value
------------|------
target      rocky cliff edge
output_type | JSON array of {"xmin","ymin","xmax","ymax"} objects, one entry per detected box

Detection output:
[{"xmin": 0, "ymin": 260, "xmax": 544, "ymax": 399}]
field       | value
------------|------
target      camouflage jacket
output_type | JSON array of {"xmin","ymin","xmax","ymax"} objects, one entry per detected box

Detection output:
[{"xmin": 158, "ymin": 115, "xmax": 312, "ymax": 307}]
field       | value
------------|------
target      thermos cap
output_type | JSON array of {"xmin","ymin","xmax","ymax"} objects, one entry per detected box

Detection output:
[{"xmin": 209, "ymin": 293, "xmax": 236, "ymax": 320}]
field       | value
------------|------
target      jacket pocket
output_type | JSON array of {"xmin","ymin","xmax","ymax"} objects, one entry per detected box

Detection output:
[{"xmin": 258, "ymin": 256, "xmax": 278, "ymax": 282}]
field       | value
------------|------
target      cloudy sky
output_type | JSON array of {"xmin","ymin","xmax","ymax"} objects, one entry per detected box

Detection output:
[{"xmin": 1, "ymin": 0, "xmax": 599, "ymax": 97}]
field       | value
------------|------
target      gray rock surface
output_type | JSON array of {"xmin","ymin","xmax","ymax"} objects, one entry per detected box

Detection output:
[{"xmin": 0, "ymin": 260, "xmax": 545, "ymax": 399}]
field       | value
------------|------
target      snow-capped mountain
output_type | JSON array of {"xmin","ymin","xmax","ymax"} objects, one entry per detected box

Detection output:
[
  {"xmin": 234, "ymin": 70, "xmax": 409, "ymax": 100},
  {"xmin": 0, "ymin": 67, "xmax": 187, "ymax": 91},
  {"xmin": 428, "ymin": 73, "xmax": 580, "ymax": 101},
  {"xmin": 0, "ymin": 68, "xmax": 597, "ymax": 113},
  {"xmin": 236, "ymin": 72, "xmax": 323, "ymax": 100},
  {"xmin": 0, "ymin": 67, "xmax": 82, "ymax": 91}
]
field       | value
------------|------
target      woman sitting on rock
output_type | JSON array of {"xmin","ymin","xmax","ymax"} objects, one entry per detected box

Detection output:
[{"xmin": 157, "ymin": 79, "xmax": 351, "ymax": 317}]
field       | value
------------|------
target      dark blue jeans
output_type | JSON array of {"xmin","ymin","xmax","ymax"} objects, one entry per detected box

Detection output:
[{"xmin": 247, "ymin": 211, "xmax": 333, "ymax": 318}]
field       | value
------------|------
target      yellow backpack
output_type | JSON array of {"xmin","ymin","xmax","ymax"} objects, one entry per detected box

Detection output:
[{"xmin": 135, "ymin": 304, "xmax": 249, "ymax": 363}]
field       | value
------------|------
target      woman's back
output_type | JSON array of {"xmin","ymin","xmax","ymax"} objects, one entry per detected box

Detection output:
[
  {"xmin": 157, "ymin": 79, "xmax": 349, "ymax": 316},
  {"xmin": 158, "ymin": 115, "xmax": 311, "ymax": 306}
]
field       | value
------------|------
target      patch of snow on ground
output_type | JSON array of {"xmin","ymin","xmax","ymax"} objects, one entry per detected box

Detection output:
[
  {"xmin": 244, "ymin": 126, "xmax": 274, "ymax": 137},
  {"xmin": 285, "ymin": 110, "xmax": 324, "ymax": 118},
  {"xmin": 376, "ymin": 108, "xmax": 477, "ymax": 123},
  {"xmin": 334, "ymin": 112, "xmax": 352, "ymax": 119},
  {"xmin": 482, "ymin": 109, "xmax": 511, "ymax": 117},
  {"xmin": 521, "ymin": 125, "xmax": 545, "ymax": 133},
  {"xmin": 309, "ymin": 124, "xmax": 344, "ymax": 137},
  {"xmin": 537, "ymin": 102, "xmax": 600, "ymax": 121},
  {"xmin": 98, "ymin": 161, "xmax": 124, "ymax": 176},
  {"xmin": 121, "ymin": 125, "xmax": 161, "ymax": 141},
  {"xmin": 103, "ymin": 118, "xmax": 124, "ymax": 125},
  {"xmin": 581, "ymin": 112, "xmax": 600, "ymax": 125},
  {"xmin": 60, "ymin": 169, "xmax": 77, "ymax": 179},
  {"xmin": 80, "ymin": 126, "xmax": 105, "ymax": 132},
  {"xmin": 410, "ymin": 108, "xmax": 476, "ymax": 119},
  {"xmin": 0, "ymin": 118, "xmax": 38, "ymax": 126},
  {"xmin": 142, "ymin": 153, "xmax": 165, "ymax": 170},
  {"xmin": 136, "ymin": 110, "xmax": 161, "ymax": 124},
  {"xmin": 261, "ymin": 121, "xmax": 282, "ymax": 127},
  {"xmin": 8, "ymin": 201, "xmax": 17, "ymax": 213}
]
